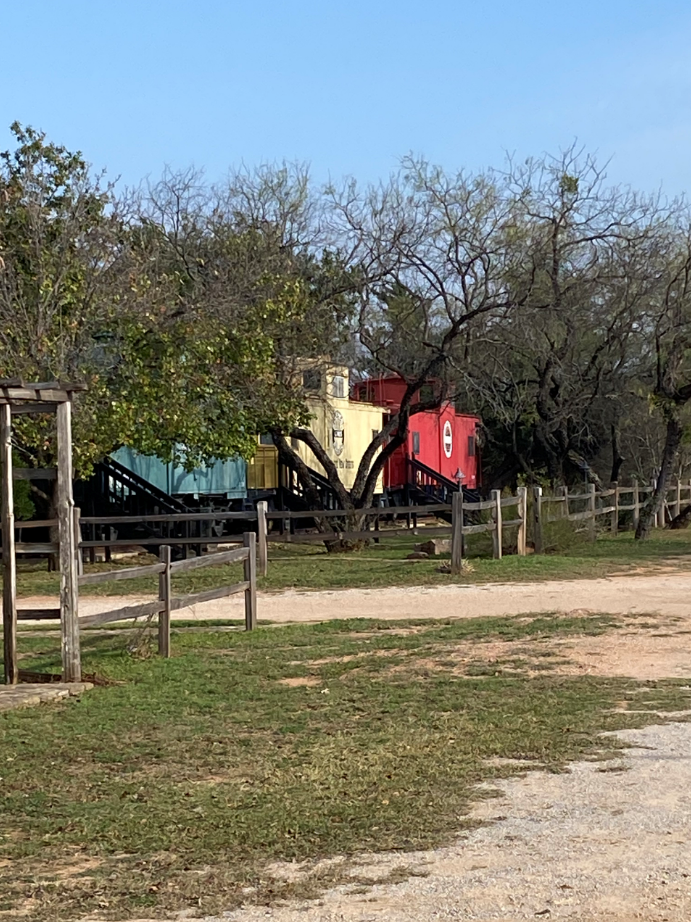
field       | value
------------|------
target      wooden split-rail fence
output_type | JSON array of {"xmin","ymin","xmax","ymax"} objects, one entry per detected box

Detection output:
[
  {"xmin": 43, "ymin": 491, "xmax": 529, "ymax": 578},
  {"xmin": 77, "ymin": 532, "xmax": 257, "ymax": 655},
  {"xmin": 16, "ymin": 532, "xmax": 257, "ymax": 647},
  {"xmin": 531, "ymin": 479, "xmax": 691, "ymax": 553},
  {"xmin": 67, "ymin": 479, "xmax": 688, "ymax": 572},
  {"xmin": 7, "ymin": 478, "xmax": 689, "ymax": 630}
]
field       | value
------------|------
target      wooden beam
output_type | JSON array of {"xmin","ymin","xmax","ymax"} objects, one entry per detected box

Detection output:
[
  {"xmin": 611, "ymin": 482, "xmax": 619, "ymax": 535},
  {"xmin": 243, "ymin": 532, "xmax": 257, "ymax": 630},
  {"xmin": 269, "ymin": 525, "xmax": 455, "ymax": 543},
  {"xmin": 588, "ymin": 483, "xmax": 597, "ymax": 541},
  {"xmin": 14, "ymin": 518, "xmax": 58, "ymax": 529},
  {"xmin": 79, "ymin": 599, "xmax": 163, "ymax": 627},
  {"xmin": 14, "ymin": 468, "xmax": 57, "ymax": 481},
  {"xmin": 158, "ymin": 546, "xmax": 171, "ymax": 658},
  {"xmin": 0, "ymin": 387, "xmax": 72, "ymax": 402},
  {"xmin": 10, "ymin": 404, "xmax": 57, "ymax": 416},
  {"xmin": 491, "ymin": 489, "xmax": 503, "ymax": 560},
  {"xmin": 16, "ymin": 542, "xmax": 59, "ymax": 554},
  {"xmin": 1, "ymin": 404, "xmax": 17, "ymax": 685},
  {"xmin": 17, "ymin": 608, "xmax": 61, "ymax": 621},
  {"xmin": 501, "ymin": 517, "xmax": 523, "ymax": 528},
  {"xmin": 516, "ymin": 486, "xmax": 528, "ymax": 557},
  {"xmin": 0, "ymin": 378, "xmax": 85, "ymax": 394},
  {"xmin": 533, "ymin": 486, "xmax": 544, "ymax": 554},
  {"xmin": 78, "ymin": 561, "xmax": 166, "ymax": 586},
  {"xmin": 451, "ymin": 491, "xmax": 463, "ymax": 575},
  {"xmin": 79, "ymin": 535, "xmax": 247, "ymax": 547},
  {"xmin": 77, "ymin": 503, "xmax": 454, "ymax": 524},
  {"xmin": 57, "ymin": 400, "xmax": 81, "ymax": 682},
  {"xmin": 78, "ymin": 511, "xmax": 258, "ymax": 525},
  {"xmin": 170, "ymin": 581, "xmax": 249, "ymax": 611},
  {"xmin": 257, "ymin": 500, "xmax": 268, "ymax": 577},
  {"xmin": 168, "ymin": 546, "xmax": 248, "ymax": 573}
]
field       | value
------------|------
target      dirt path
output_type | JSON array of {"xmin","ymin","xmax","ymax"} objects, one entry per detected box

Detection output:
[{"xmin": 26, "ymin": 571, "xmax": 691, "ymax": 625}]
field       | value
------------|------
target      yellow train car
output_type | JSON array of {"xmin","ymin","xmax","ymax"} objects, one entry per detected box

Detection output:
[
  {"xmin": 292, "ymin": 365, "xmax": 385, "ymax": 492},
  {"xmin": 246, "ymin": 439, "xmax": 279, "ymax": 490}
]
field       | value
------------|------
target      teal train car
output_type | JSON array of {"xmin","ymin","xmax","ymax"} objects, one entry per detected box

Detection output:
[{"xmin": 112, "ymin": 446, "xmax": 247, "ymax": 502}]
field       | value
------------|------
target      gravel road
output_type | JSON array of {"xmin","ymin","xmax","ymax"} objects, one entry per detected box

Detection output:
[{"xmin": 35, "ymin": 571, "xmax": 691, "ymax": 625}]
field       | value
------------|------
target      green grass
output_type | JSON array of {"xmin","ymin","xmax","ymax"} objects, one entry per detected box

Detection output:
[
  {"xmin": 1, "ymin": 614, "xmax": 690, "ymax": 921},
  {"xmin": 10, "ymin": 527, "xmax": 691, "ymax": 600}
]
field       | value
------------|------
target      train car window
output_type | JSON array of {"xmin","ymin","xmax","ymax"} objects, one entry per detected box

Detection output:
[
  {"xmin": 468, "ymin": 435, "xmax": 476, "ymax": 456},
  {"xmin": 302, "ymin": 369, "xmax": 322, "ymax": 393},
  {"xmin": 331, "ymin": 375, "xmax": 346, "ymax": 398},
  {"xmin": 259, "ymin": 433, "xmax": 274, "ymax": 445},
  {"xmin": 291, "ymin": 437, "xmax": 300, "ymax": 450},
  {"xmin": 412, "ymin": 431, "xmax": 420, "ymax": 455}
]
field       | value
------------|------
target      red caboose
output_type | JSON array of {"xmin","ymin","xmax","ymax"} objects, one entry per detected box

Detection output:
[{"xmin": 352, "ymin": 376, "xmax": 481, "ymax": 493}]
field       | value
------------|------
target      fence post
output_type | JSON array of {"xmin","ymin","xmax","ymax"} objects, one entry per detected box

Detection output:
[
  {"xmin": 610, "ymin": 482, "xmax": 619, "ymax": 535},
  {"xmin": 588, "ymin": 483, "xmax": 597, "ymax": 541},
  {"xmin": 73, "ymin": 506, "xmax": 84, "ymax": 577},
  {"xmin": 158, "ymin": 545, "xmax": 171, "ymax": 658},
  {"xmin": 491, "ymin": 489, "xmax": 503, "ymax": 560},
  {"xmin": 517, "ymin": 486, "xmax": 527, "ymax": 556},
  {"xmin": 558, "ymin": 484, "xmax": 568, "ymax": 517},
  {"xmin": 451, "ymin": 490, "xmax": 464, "ymax": 575},
  {"xmin": 56, "ymin": 400, "xmax": 80, "ymax": 683},
  {"xmin": 256, "ymin": 500, "xmax": 268, "ymax": 577},
  {"xmin": 532, "ymin": 486, "xmax": 543, "ymax": 554},
  {"xmin": 1, "ymin": 404, "xmax": 17, "ymax": 685},
  {"xmin": 633, "ymin": 482, "xmax": 640, "ymax": 530},
  {"xmin": 675, "ymin": 477, "xmax": 682, "ymax": 519},
  {"xmin": 243, "ymin": 531, "xmax": 257, "ymax": 630}
]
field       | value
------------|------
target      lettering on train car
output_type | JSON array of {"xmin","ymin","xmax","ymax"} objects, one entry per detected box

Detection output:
[{"xmin": 332, "ymin": 410, "xmax": 345, "ymax": 456}]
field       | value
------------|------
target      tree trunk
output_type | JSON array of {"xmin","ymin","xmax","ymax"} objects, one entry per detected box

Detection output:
[
  {"xmin": 635, "ymin": 415, "xmax": 684, "ymax": 540},
  {"xmin": 566, "ymin": 450, "xmax": 603, "ymax": 489},
  {"xmin": 271, "ymin": 430, "xmax": 369, "ymax": 553},
  {"xmin": 669, "ymin": 504, "xmax": 691, "ymax": 529},
  {"xmin": 534, "ymin": 425, "xmax": 564, "ymax": 488},
  {"xmin": 610, "ymin": 424, "xmax": 625, "ymax": 484}
]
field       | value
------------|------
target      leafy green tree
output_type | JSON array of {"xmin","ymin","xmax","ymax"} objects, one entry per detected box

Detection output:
[{"xmin": 0, "ymin": 126, "xmax": 310, "ymax": 480}]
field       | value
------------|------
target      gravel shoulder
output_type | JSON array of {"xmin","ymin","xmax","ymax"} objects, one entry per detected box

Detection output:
[{"xmin": 211, "ymin": 721, "xmax": 691, "ymax": 922}]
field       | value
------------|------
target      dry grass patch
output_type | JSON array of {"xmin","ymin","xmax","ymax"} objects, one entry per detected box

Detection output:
[{"xmin": 278, "ymin": 676, "xmax": 322, "ymax": 687}]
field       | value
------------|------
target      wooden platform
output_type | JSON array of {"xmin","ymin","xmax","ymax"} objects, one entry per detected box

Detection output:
[{"xmin": 0, "ymin": 682, "xmax": 93, "ymax": 712}]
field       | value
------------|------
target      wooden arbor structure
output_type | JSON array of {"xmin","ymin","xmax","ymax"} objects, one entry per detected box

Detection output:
[{"xmin": 2, "ymin": 380, "xmax": 84, "ymax": 685}]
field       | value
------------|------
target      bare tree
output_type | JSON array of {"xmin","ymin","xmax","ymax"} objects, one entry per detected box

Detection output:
[
  {"xmin": 272, "ymin": 156, "xmax": 531, "ymax": 519},
  {"xmin": 635, "ymin": 224, "xmax": 691, "ymax": 538},
  {"xmin": 456, "ymin": 148, "xmax": 672, "ymax": 490}
]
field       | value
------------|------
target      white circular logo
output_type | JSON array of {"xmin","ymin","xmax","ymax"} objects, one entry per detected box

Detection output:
[{"xmin": 443, "ymin": 420, "xmax": 453, "ymax": 458}]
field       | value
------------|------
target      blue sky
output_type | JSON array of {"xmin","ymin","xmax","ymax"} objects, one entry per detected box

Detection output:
[{"xmin": 3, "ymin": 1, "xmax": 691, "ymax": 194}]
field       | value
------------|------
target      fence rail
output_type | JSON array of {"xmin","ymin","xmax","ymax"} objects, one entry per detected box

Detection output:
[
  {"xmin": 74, "ymin": 532, "xmax": 257, "ymax": 646},
  {"xmin": 8, "ymin": 477, "xmax": 691, "ymax": 586},
  {"xmin": 533, "ymin": 479, "xmax": 691, "ymax": 547}
]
